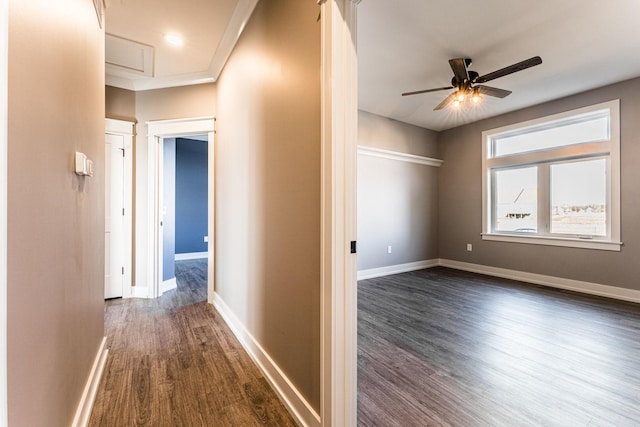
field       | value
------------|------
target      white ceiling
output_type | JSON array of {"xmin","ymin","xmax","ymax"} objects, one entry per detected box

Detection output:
[
  {"xmin": 105, "ymin": 0, "xmax": 640, "ymax": 128},
  {"xmin": 104, "ymin": 0, "xmax": 258, "ymax": 91},
  {"xmin": 358, "ymin": 0, "xmax": 640, "ymax": 131}
]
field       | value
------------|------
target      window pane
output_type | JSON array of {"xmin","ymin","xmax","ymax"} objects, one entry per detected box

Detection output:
[
  {"xmin": 494, "ymin": 167, "xmax": 537, "ymax": 232},
  {"xmin": 493, "ymin": 115, "xmax": 608, "ymax": 157},
  {"xmin": 551, "ymin": 159, "xmax": 606, "ymax": 236}
]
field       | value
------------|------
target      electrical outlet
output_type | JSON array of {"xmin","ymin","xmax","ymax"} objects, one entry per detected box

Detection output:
[
  {"xmin": 204, "ymin": 236, "xmax": 209, "ymax": 243},
  {"xmin": 467, "ymin": 243, "xmax": 473, "ymax": 252},
  {"xmin": 387, "ymin": 245, "xmax": 392, "ymax": 254}
]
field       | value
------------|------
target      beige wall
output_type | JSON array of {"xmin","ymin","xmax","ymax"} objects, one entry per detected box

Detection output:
[
  {"xmin": 216, "ymin": 0, "xmax": 321, "ymax": 410},
  {"xmin": 358, "ymin": 110, "xmax": 440, "ymax": 270},
  {"xmin": 105, "ymin": 83, "xmax": 216, "ymax": 288},
  {"xmin": 135, "ymin": 83, "xmax": 216, "ymax": 125},
  {"xmin": 438, "ymin": 77, "xmax": 640, "ymax": 291},
  {"xmin": 105, "ymin": 85, "xmax": 136, "ymax": 122},
  {"xmin": 7, "ymin": 0, "xmax": 105, "ymax": 425}
]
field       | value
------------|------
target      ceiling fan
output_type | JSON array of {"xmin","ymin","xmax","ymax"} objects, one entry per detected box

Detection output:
[{"xmin": 402, "ymin": 56, "xmax": 542, "ymax": 110}]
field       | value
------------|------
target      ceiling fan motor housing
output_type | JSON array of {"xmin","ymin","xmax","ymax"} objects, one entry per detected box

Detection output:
[{"xmin": 452, "ymin": 70, "xmax": 479, "ymax": 88}]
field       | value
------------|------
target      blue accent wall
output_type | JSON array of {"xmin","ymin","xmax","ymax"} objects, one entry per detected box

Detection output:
[
  {"xmin": 175, "ymin": 138, "xmax": 208, "ymax": 254},
  {"xmin": 162, "ymin": 138, "xmax": 176, "ymax": 281}
]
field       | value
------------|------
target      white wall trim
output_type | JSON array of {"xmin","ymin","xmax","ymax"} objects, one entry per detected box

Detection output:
[
  {"xmin": 160, "ymin": 277, "xmax": 177, "ymax": 295},
  {"xmin": 357, "ymin": 145, "xmax": 443, "ymax": 167},
  {"xmin": 481, "ymin": 233, "xmax": 622, "ymax": 252},
  {"xmin": 439, "ymin": 259, "xmax": 640, "ymax": 304},
  {"xmin": 132, "ymin": 285, "xmax": 150, "ymax": 299},
  {"xmin": 175, "ymin": 251, "xmax": 207, "ymax": 261},
  {"xmin": 0, "ymin": 0, "xmax": 7, "ymax": 422},
  {"xmin": 213, "ymin": 293, "xmax": 321, "ymax": 427},
  {"xmin": 360, "ymin": 258, "xmax": 640, "ymax": 304},
  {"xmin": 105, "ymin": 118, "xmax": 134, "ymax": 135},
  {"xmin": 320, "ymin": 1, "xmax": 360, "ymax": 425},
  {"xmin": 208, "ymin": 0, "xmax": 259, "ymax": 83},
  {"xmin": 358, "ymin": 259, "xmax": 439, "ymax": 280},
  {"xmin": 71, "ymin": 337, "xmax": 108, "ymax": 427}
]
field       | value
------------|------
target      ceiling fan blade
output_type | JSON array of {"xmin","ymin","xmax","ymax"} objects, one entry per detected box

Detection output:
[
  {"xmin": 475, "ymin": 56, "xmax": 542, "ymax": 84},
  {"xmin": 477, "ymin": 85, "xmax": 512, "ymax": 98},
  {"xmin": 402, "ymin": 86, "xmax": 453, "ymax": 96},
  {"xmin": 434, "ymin": 92, "xmax": 457, "ymax": 110},
  {"xmin": 449, "ymin": 58, "xmax": 470, "ymax": 82}
]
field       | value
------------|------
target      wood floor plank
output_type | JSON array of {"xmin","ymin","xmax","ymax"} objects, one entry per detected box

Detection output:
[
  {"xmin": 358, "ymin": 267, "xmax": 640, "ymax": 426},
  {"xmin": 89, "ymin": 259, "xmax": 297, "ymax": 426}
]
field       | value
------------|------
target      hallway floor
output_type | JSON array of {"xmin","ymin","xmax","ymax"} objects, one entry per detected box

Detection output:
[{"xmin": 89, "ymin": 259, "xmax": 297, "ymax": 426}]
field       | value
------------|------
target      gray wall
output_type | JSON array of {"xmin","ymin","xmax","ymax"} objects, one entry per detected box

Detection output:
[
  {"xmin": 163, "ymin": 138, "xmax": 176, "ymax": 281},
  {"xmin": 359, "ymin": 110, "xmax": 439, "ymax": 157},
  {"xmin": 7, "ymin": 0, "xmax": 105, "ymax": 424},
  {"xmin": 358, "ymin": 111, "xmax": 440, "ymax": 270},
  {"xmin": 438, "ymin": 77, "xmax": 640, "ymax": 291},
  {"xmin": 215, "ymin": 0, "xmax": 321, "ymax": 411}
]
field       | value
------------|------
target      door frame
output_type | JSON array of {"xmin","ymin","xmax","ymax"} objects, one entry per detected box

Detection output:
[
  {"xmin": 146, "ymin": 117, "xmax": 215, "ymax": 299},
  {"xmin": 320, "ymin": 1, "xmax": 360, "ymax": 425},
  {"xmin": 105, "ymin": 119, "xmax": 134, "ymax": 298}
]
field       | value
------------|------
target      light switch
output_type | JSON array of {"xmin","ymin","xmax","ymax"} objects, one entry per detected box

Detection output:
[{"xmin": 74, "ymin": 152, "xmax": 94, "ymax": 177}]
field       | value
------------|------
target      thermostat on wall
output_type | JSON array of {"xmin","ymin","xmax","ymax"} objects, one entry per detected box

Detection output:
[{"xmin": 75, "ymin": 152, "xmax": 94, "ymax": 177}]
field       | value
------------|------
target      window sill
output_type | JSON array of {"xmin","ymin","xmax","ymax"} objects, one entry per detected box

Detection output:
[{"xmin": 481, "ymin": 233, "xmax": 622, "ymax": 251}]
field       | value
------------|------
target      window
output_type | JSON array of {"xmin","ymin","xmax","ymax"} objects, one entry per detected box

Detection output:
[{"xmin": 482, "ymin": 100, "xmax": 621, "ymax": 251}]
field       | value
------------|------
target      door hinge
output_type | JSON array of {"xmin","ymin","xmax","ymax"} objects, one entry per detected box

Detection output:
[
  {"xmin": 122, "ymin": 208, "xmax": 125, "ymax": 216},
  {"xmin": 350, "ymin": 241, "xmax": 357, "ymax": 254},
  {"xmin": 121, "ymin": 266, "xmax": 124, "ymax": 275}
]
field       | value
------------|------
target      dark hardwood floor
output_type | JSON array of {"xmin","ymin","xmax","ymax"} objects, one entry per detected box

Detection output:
[
  {"xmin": 358, "ymin": 267, "xmax": 640, "ymax": 427},
  {"xmin": 89, "ymin": 259, "xmax": 297, "ymax": 426}
]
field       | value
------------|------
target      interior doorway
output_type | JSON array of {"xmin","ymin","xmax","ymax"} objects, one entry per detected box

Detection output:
[
  {"xmin": 146, "ymin": 117, "xmax": 215, "ymax": 301},
  {"xmin": 159, "ymin": 134, "xmax": 209, "ymax": 295}
]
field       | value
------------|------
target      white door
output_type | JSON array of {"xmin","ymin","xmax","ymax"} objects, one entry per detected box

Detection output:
[{"xmin": 105, "ymin": 133, "xmax": 125, "ymax": 299}]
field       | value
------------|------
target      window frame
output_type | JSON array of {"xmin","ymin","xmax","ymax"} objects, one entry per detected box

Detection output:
[{"xmin": 481, "ymin": 100, "xmax": 621, "ymax": 251}]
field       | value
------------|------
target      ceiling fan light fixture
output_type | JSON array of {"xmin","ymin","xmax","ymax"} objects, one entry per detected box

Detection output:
[
  {"xmin": 401, "ymin": 55, "xmax": 542, "ymax": 112},
  {"xmin": 471, "ymin": 88, "xmax": 482, "ymax": 104}
]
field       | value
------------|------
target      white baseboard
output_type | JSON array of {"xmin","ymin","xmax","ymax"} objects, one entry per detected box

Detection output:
[
  {"xmin": 359, "ymin": 258, "xmax": 640, "ymax": 304},
  {"xmin": 71, "ymin": 336, "xmax": 108, "ymax": 427},
  {"xmin": 175, "ymin": 251, "xmax": 207, "ymax": 261},
  {"xmin": 160, "ymin": 277, "xmax": 177, "ymax": 295},
  {"xmin": 212, "ymin": 293, "xmax": 320, "ymax": 427},
  {"xmin": 439, "ymin": 259, "xmax": 640, "ymax": 304},
  {"xmin": 131, "ymin": 285, "xmax": 149, "ymax": 298},
  {"xmin": 357, "ymin": 259, "xmax": 439, "ymax": 280}
]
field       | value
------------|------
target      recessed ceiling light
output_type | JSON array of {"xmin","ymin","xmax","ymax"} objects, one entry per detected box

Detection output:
[{"xmin": 164, "ymin": 34, "xmax": 184, "ymax": 47}]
